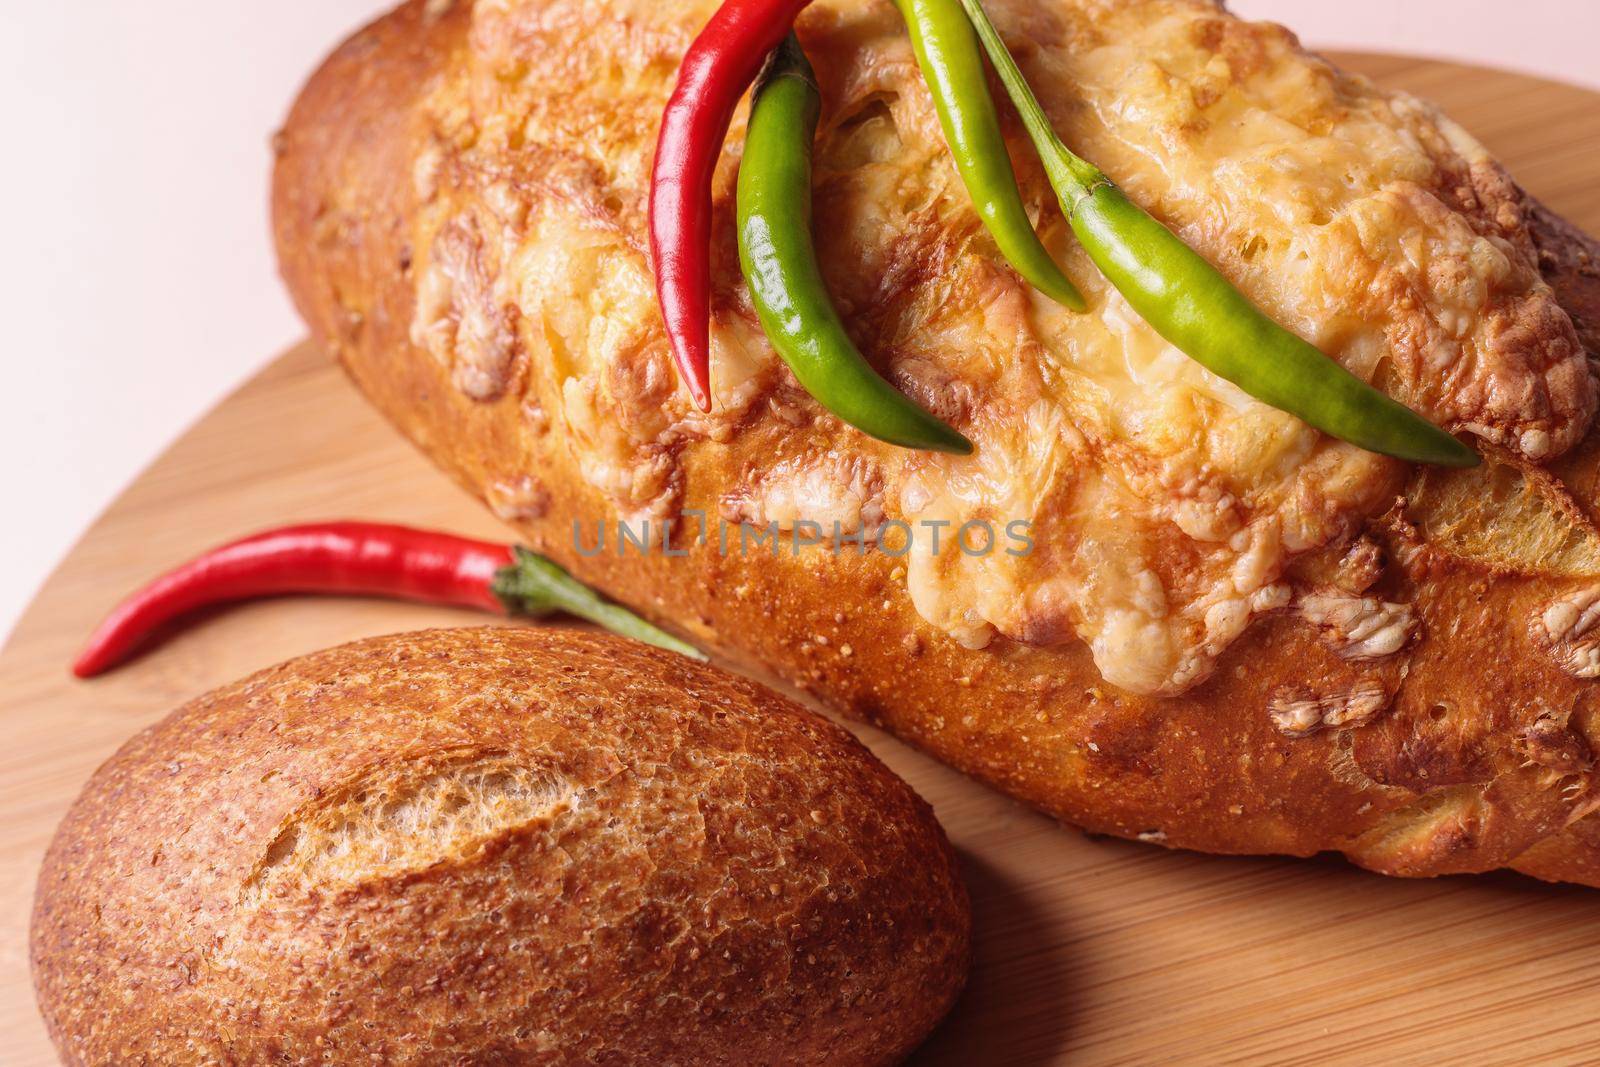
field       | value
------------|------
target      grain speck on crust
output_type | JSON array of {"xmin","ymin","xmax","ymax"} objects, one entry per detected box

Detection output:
[
  {"xmin": 1269, "ymin": 682, "xmax": 1391, "ymax": 738},
  {"xmin": 1297, "ymin": 591, "xmax": 1417, "ymax": 660},
  {"xmin": 1534, "ymin": 585, "xmax": 1600, "ymax": 678}
]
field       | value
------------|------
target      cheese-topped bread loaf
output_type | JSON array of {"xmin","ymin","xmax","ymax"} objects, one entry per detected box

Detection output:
[{"xmin": 272, "ymin": 0, "xmax": 1600, "ymax": 884}]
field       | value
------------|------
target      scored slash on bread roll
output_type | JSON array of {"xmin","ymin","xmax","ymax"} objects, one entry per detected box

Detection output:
[{"xmin": 31, "ymin": 628, "xmax": 971, "ymax": 1066}]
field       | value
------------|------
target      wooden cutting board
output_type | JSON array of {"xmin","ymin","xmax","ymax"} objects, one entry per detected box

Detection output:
[{"xmin": 5, "ymin": 55, "xmax": 1600, "ymax": 1066}]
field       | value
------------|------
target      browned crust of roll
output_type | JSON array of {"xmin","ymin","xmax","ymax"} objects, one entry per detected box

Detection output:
[
  {"xmin": 31, "ymin": 626, "xmax": 969, "ymax": 1066},
  {"xmin": 271, "ymin": 2, "xmax": 1600, "ymax": 886},
  {"xmin": 1528, "ymin": 195, "xmax": 1600, "ymax": 356}
]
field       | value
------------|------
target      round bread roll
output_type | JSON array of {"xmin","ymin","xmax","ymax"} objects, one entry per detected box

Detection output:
[{"xmin": 32, "ymin": 627, "xmax": 970, "ymax": 1065}]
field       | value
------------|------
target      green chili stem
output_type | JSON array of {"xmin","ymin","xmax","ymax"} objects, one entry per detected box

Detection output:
[
  {"xmin": 738, "ymin": 34, "xmax": 973, "ymax": 454},
  {"xmin": 953, "ymin": 1, "xmax": 1102, "ymax": 196},
  {"xmin": 956, "ymin": 0, "xmax": 1478, "ymax": 469},
  {"xmin": 491, "ymin": 547, "xmax": 706, "ymax": 660},
  {"xmin": 894, "ymin": 0, "xmax": 1085, "ymax": 311}
]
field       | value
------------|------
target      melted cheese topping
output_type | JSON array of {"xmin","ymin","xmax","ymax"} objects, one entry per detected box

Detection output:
[{"xmin": 408, "ymin": 0, "xmax": 1593, "ymax": 695}]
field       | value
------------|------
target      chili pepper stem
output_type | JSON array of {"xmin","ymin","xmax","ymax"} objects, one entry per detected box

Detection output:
[
  {"xmin": 952, "ymin": 0, "xmax": 1108, "ymax": 203},
  {"xmin": 491, "ymin": 547, "xmax": 707, "ymax": 660},
  {"xmin": 893, "ymin": 0, "xmax": 1086, "ymax": 311}
]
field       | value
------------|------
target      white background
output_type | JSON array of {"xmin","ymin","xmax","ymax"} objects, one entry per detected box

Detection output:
[{"xmin": 1, "ymin": 0, "xmax": 1594, "ymax": 643}]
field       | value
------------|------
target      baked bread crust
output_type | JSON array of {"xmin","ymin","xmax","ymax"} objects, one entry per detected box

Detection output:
[
  {"xmin": 31, "ymin": 627, "xmax": 969, "ymax": 1065},
  {"xmin": 272, "ymin": 1, "xmax": 1600, "ymax": 884}
]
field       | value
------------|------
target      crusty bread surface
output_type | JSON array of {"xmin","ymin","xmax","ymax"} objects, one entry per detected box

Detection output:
[
  {"xmin": 31, "ymin": 627, "xmax": 970, "ymax": 1066},
  {"xmin": 272, "ymin": 0, "xmax": 1600, "ymax": 884}
]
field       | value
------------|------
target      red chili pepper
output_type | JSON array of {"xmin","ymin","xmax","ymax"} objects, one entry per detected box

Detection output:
[
  {"xmin": 72, "ymin": 522, "xmax": 702, "ymax": 677},
  {"xmin": 649, "ymin": 0, "xmax": 813, "ymax": 412}
]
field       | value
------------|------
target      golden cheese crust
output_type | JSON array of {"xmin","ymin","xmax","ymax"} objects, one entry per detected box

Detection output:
[
  {"xmin": 31, "ymin": 628, "xmax": 969, "ymax": 1065},
  {"xmin": 273, "ymin": 0, "xmax": 1600, "ymax": 883}
]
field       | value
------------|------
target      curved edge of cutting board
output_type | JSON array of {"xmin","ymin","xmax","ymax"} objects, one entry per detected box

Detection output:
[{"xmin": 4, "ymin": 55, "xmax": 1600, "ymax": 1067}]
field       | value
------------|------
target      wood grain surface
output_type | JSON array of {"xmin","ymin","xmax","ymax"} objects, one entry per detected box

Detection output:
[{"xmin": 4, "ymin": 56, "xmax": 1600, "ymax": 1066}]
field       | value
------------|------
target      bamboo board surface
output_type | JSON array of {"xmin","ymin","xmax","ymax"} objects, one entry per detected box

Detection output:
[{"xmin": 4, "ymin": 55, "xmax": 1600, "ymax": 1066}]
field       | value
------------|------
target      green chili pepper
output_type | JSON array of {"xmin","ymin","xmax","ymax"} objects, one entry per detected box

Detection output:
[
  {"xmin": 957, "ymin": 0, "xmax": 1478, "ymax": 469},
  {"xmin": 737, "ymin": 34, "xmax": 973, "ymax": 455},
  {"xmin": 894, "ymin": 0, "xmax": 1085, "ymax": 312}
]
